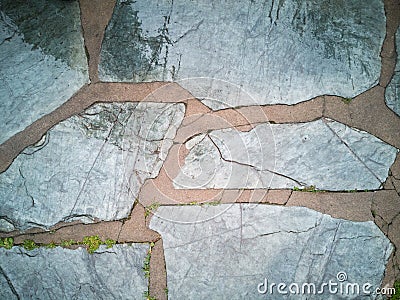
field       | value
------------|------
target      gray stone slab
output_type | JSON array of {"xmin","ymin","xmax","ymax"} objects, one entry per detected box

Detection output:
[
  {"xmin": 173, "ymin": 119, "xmax": 398, "ymax": 191},
  {"xmin": 385, "ymin": 26, "xmax": 400, "ymax": 116},
  {"xmin": 150, "ymin": 204, "xmax": 392, "ymax": 299},
  {"xmin": 0, "ymin": 244, "xmax": 149, "ymax": 300},
  {"xmin": 99, "ymin": 0, "xmax": 385, "ymax": 109},
  {"xmin": 0, "ymin": 0, "xmax": 89, "ymax": 145},
  {"xmin": 0, "ymin": 102, "xmax": 185, "ymax": 231}
]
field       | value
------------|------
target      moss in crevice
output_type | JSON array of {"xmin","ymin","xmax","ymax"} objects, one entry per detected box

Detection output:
[
  {"xmin": 143, "ymin": 242, "xmax": 156, "ymax": 300},
  {"xmin": 0, "ymin": 236, "xmax": 118, "ymax": 254}
]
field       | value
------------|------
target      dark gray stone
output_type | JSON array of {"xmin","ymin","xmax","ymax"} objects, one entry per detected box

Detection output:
[
  {"xmin": 0, "ymin": 244, "xmax": 149, "ymax": 300},
  {"xmin": 0, "ymin": 102, "xmax": 185, "ymax": 231},
  {"xmin": 385, "ymin": 26, "xmax": 400, "ymax": 116},
  {"xmin": 150, "ymin": 204, "xmax": 392, "ymax": 299},
  {"xmin": 0, "ymin": 0, "xmax": 88, "ymax": 144},
  {"xmin": 173, "ymin": 119, "xmax": 398, "ymax": 191},
  {"xmin": 99, "ymin": 0, "xmax": 385, "ymax": 109}
]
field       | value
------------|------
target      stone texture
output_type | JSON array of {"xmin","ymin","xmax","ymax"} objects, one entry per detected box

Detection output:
[
  {"xmin": 0, "ymin": 102, "xmax": 185, "ymax": 231},
  {"xmin": 174, "ymin": 119, "xmax": 398, "ymax": 191},
  {"xmin": 0, "ymin": 0, "xmax": 89, "ymax": 145},
  {"xmin": 150, "ymin": 204, "xmax": 392, "ymax": 300},
  {"xmin": 385, "ymin": 26, "xmax": 400, "ymax": 116},
  {"xmin": 0, "ymin": 244, "xmax": 148, "ymax": 299},
  {"xmin": 99, "ymin": 0, "xmax": 385, "ymax": 109}
]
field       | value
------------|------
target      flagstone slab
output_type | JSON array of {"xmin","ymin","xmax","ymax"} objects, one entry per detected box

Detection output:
[
  {"xmin": 0, "ymin": 102, "xmax": 185, "ymax": 231},
  {"xmin": 0, "ymin": 0, "xmax": 89, "ymax": 145},
  {"xmin": 385, "ymin": 26, "xmax": 400, "ymax": 116},
  {"xmin": 0, "ymin": 244, "xmax": 148, "ymax": 300},
  {"xmin": 99, "ymin": 0, "xmax": 385, "ymax": 109},
  {"xmin": 173, "ymin": 119, "xmax": 398, "ymax": 191},
  {"xmin": 150, "ymin": 204, "xmax": 392, "ymax": 299}
]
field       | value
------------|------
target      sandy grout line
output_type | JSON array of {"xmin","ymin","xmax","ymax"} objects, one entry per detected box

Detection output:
[{"xmin": 0, "ymin": 0, "xmax": 399, "ymax": 295}]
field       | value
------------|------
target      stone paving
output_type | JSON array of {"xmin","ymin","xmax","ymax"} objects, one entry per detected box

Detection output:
[{"xmin": 0, "ymin": 0, "xmax": 399, "ymax": 299}]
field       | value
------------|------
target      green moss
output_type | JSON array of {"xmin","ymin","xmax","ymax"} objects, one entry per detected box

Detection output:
[
  {"xmin": 145, "ymin": 202, "xmax": 160, "ymax": 217},
  {"xmin": 2, "ymin": 236, "xmax": 117, "ymax": 254},
  {"xmin": 293, "ymin": 185, "xmax": 319, "ymax": 192},
  {"xmin": 60, "ymin": 239, "xmax": 76, "ymax": 247},
  {"xmin": 45, "ymin": 242, "xmax": 57, "ymax": 249},
  {"xmin": 342, "ymin": 97, "xmax": 352, "ymax": 104},
  {"xmin": 23, "ymin": 239, "xmax": 38, "ymax": 251},
  {"xmin": 83, "ymin": 235, "xmax": 102, "ymax": 254},
  {"xmin": 143, "ymin": 291, "xmax": 157, "ymax": 300},
  {"xmin": 392, "ymin": 280, "xmax": 400, "ymax": 300},
  {"xmin": 143, "ymin": 242, "xmax": 154, "ymax": 278},
  {"xmin": 0, "ymin": 237, "xmax": 13, "ymax": 249},
  {"xmin": 105, "ymin": 239, "xmax": 116, "ymax": 249}
]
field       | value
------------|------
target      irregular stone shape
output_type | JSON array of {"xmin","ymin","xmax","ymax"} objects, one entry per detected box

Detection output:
[
  {"xmin": 99, "ymin": 0, "xmax": 385, "ymax": 109},
  {"xmin": 0, "ymin": 218, "xmax": 14, "ymax": 232},
  {"xmin": 174, "ymin": 119, "xmax": 398, "ymax": 191},
  {"xmin": 0, "ymin": 244, "xmax": 148, "ymax": 299},
  {"xmin": 0, "ymin": 0, "xmax": 89, "ymax": 145},
  {"xmin": 385, "ymin": 26, "xmax": 400, "ymax": 116},
  {"xmin": 0, "ymin": 102, "xmax": 185, "ymax": 231},
  {"xmin": 150, "ymin": 204, "xmax": 392, "ymax": 299}
]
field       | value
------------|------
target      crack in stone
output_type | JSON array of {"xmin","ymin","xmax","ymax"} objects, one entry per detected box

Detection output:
[
  {"xmin": 0, "ymin": 265, "xmax": 20, "ymax": 300},
  {"xmin": 322, "ymin": 118, "xmax": 384, "ymax": 186},
  {"xmin": 67, "ymin": 108, "xmax": 123, "ymax": 218},
  {"xmin": 207, "ymin": 133, "xmax": 305, "ymax": 187},
  {"xmin": 173, "ymin": 19, "xmax": 204, "ymax": 44},
  {"xmin": 18, "ymin": 167, "xmax": 34, "ymax": 208}
]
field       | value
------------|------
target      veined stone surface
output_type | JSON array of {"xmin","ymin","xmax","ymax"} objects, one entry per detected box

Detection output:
[
  {"xmin": 99, "ymin": 0, "xmax": 385, "ymax": 109},
  {"xmin": 0, "ymin": 0, "xmax": 89, "ymax": 145},
  {"xmin": 0, "ymin": 244, "xmax": 149, "ymax": 300},
  {"xmin": 0, "ymin": 102, "xmax": 185, "ymax": 231},
  {"xmin": 173, "ymin": 119, "xmax": 398, "ymax": 191},
  {"xmin": 385, "ymin": 26, "xmax": 400, "ymax": 116},
  {"xmin": 150, "ymin": 204, "xmax": 392, "ymax": 300}
]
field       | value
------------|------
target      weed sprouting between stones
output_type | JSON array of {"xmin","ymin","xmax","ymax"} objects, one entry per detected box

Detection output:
[
  {"xmin": 342, "ymin": 97, "xmax": 352, "ymax": 104},
  {"xmin": 392, "ymin": 281, "xmax": 400, "ymax": 300},
  {"xmin": 0, "ymin": 237, "xmax": 13, "ymax": 249},
  {"xmin": 143, "ymin": 242, "xmax": 156, "ymax": 300},
  {"xmin": 293, "ymin": 185, "xmax": 320, "ymax": 192},
  {"xmin": 0, "ymin": 236, "xmax": 118, "ymax": 254},
  {"xmin": 143, "ymin": 242, "xmax": 155, "ymax": 278},
  {"xmin": 83, "ymin": 235, "xmax": 102, "ymax": 254},
  {"xmin": 23, "ymin": 239, "xmax": 38, "ymax": 251},
  {"xmin": 145, "ymin": 202, "xmax": 160, "ymax": 217}
]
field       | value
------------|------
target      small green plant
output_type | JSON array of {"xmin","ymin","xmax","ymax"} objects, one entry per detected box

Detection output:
[
  {"xmin": 143, "ymin": 242, "xmax": 155, "ymax": 278},
  {"xmin": 105, "ymin": 239, "xmax": 116, "ymax": 249},
  {"xmin": 23, "ymin": 239, "xmax": 38, "ymax": 251},
  {"xmin": 342, "ymin": 97, "xmax": 352, "ymax": 104},
  {"xmin": 145, "ymin": 202, "xmax": 160, "ymax": 217},
  {"xmin": 143, "ymin": 291, "xmax": 156, "ymax": 300},
  {"xmin": 60, "ymin": 239, "xmax": 76, "ymax": 247},
  {"xmin": 165, "ymin": 288, "xmax": 168, "ymax": 295},
  {"xmin": 45, "ymin": 242, "xmax": 57, "ymax": 249},
  {"xmin": 83, "ymin": 235, "xmax": 102, "ymax": 254},
  {"xmin": 0, "ymin": 237, "xmax": 13, "ymax": 249},
  {"xmin": 188, "ymin": 201, "xmax": 198, "ymax": 205},
  {"xmin": 392, "ymin": 280, "xmax": 400, "ymax": 300},
  {"xmin": 293, "ymin": 185, "xmax": 318, "ymax": 192}
]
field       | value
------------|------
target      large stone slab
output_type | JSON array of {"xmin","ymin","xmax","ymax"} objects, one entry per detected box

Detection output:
[
  {"xmin": 150, "ymin": 204, "xmax": 392, "ymax": 299},
  {"xmin": 0, "ymin": 102, "xmax": 185, "ymax": 231},
  {"xmin": 0, "ymin": 244, "xmax": 148, "ymax": 299},
  {"xmin": 0, "ymin": 0, "xmax": 89, "ymax": 145},
  {"xmin": 99, "ymin": 0, "xmax": 385, "ymax": 109},
  {"xmin": 385, "ymin": 26, "xmax": 400, "ymax": 116},
  {"xmin": 174, "ymin": 119, "xmax": 398, "ymax": 191}
]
